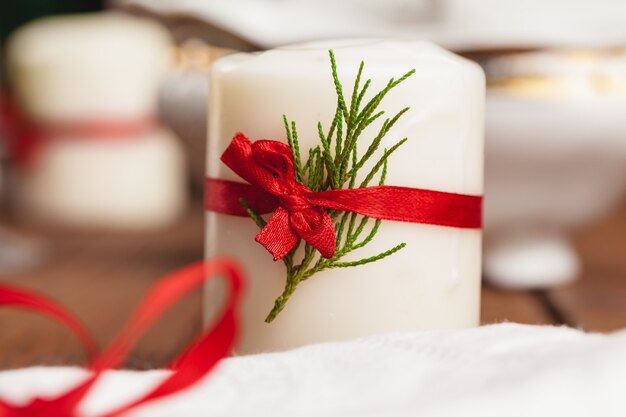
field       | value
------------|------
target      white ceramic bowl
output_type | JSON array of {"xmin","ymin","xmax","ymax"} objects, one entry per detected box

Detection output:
[{"xmin": 484, "ymin": 93, "xmax": 626, "ymax": 288}]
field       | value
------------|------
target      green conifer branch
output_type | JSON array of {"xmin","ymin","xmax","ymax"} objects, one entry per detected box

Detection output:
[
  {"xmin": 257, "ymin": 50, "xmax": 415, "ymax": 322},
  {"xmin": 360, "ymin": 138, "xmax": 408, "ymax": 188},
  {"xmin": 328, "ymin": 243, "xmax": 407, "ymax": 268}
]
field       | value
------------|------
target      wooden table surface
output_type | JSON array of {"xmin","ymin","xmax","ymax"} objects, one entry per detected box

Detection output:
[{"xmin": 0, "ymin": 200, "xmax": 625, "ymax": 370}]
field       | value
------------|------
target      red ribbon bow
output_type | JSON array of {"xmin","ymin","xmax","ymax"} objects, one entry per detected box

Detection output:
[
  {"xmin": 220, "ymin": 133, "xmax": 336, "ymax": 260},
  {"xmin": 0, "ymin": 258, "xmax": 243, "ymax": 417},
  {"xmin": 206, "ymin": 133, "xmax": 483, "ymax": 261}
]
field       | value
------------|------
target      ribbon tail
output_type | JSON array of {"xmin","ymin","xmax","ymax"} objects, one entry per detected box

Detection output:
[
  {"xmin": 205, "ymin": 178, "xmax": 279, "ymax": 217},
  {"xmin": 256, "ymin": 207, "xmax": 299, "ymax": 261},
  {"xmin": 290, "ymin": 208, "xmax": 336, "ymax": 259},
  {"xmin": 307, "ymin": 186, "xmax": 482, "ymax": 229}
]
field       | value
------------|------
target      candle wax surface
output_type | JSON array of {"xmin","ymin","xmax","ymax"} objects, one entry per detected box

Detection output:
[
  {"xmin": 18, "ymin": 129, "xmax": 187, "ymax": 230},
  {"xmin": 206, "ymin": 39, "xmax": 484, "ymax": 353}
]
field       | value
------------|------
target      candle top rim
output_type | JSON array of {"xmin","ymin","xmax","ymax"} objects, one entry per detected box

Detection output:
[
  {"xmin": 8, "ymin": 11, "xmax": 171, "ymax": 66},
  {"xmin": 212, "ymin": 38, "xmax": 481, "ymax": 76}
]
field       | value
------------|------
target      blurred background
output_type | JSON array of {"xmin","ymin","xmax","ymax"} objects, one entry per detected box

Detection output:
[{"xmin": 0, "ymin": 0, "xmax": 625, "ymax": 368}]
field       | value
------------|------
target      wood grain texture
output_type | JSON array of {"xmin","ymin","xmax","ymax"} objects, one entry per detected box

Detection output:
[
  {"xmin": 481, "ymin": 286, "xmax": 556, "ymax": 326},
  {"xmin": 546, "ymin": 199, "xmax": 626, "ymax": 332}
]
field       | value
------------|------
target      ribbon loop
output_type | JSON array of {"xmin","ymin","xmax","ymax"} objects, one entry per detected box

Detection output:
[
  {"xmin": 221, "ymin": 133, "xmax": 337, "ymax": 260},
  {"xmin": 0, "ymin": 285, "xmax": 97, "ymax": 359},
  {"xmin": 95, "ymin": 259, "xmax": 244, "ymax": 417},
  {"xmin": 0, "ymin": 258, "xmax": 244, "ymax": 417}
]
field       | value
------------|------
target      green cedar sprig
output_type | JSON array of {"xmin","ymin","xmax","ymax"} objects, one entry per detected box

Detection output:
[{"xmin": 244, "ymin": 50, "xmax": 415, "ymax": 323}]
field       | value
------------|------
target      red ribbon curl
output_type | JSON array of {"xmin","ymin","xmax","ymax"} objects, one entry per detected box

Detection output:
[
  {"xmin": 0, "ymin": 258, "xmax": 244, "ymax": 417},
  {"xmin": 205, "ymin": 133, "xmax": 483, "ymax": 261}
]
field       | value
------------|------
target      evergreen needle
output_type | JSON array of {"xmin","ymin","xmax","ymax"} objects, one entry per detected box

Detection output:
[{"xmin": 240, "ymin": 198, "xmax": 266, "ymax": 229}]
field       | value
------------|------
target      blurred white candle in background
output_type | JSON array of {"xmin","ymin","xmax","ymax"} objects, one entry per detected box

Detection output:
[
  {"xmin": 7, "ymin": 12, "xmax": 187, "ymax": 230},
  {"xmin": 206, "ymin": 39, "xmax": 484, "ymax": 353}
]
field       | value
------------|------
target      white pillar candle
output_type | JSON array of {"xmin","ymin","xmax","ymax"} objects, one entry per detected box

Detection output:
[
  {"xmin": 206, "ymin": 39, "xmax": 484, "ymax": 353},
  {"xmin": 7, "ymin": 13, "xmax": 187, "ymax": 230}
]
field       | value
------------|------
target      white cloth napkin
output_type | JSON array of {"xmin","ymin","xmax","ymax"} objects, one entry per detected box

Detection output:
[{"xmin": 1, "ymin": 323, "xmax": 625, "ymax": 416}]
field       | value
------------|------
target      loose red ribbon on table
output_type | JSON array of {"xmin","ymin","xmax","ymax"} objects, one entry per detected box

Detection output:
[
  {"xmin": 205, "ymin": 133, "xmax": 483, "ymax": 261},
  {"xmin": 0, "ymin": 258, "xmax": 244, "ymax": 417}
]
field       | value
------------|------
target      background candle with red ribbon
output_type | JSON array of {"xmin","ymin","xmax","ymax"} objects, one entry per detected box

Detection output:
[
  {"xmin": 206, "ymin": 39, "xmax": 485, "ymax": 353},
  {"xmin": 5, "ymin": 13, "xmax": 187, "ymax": 230}
]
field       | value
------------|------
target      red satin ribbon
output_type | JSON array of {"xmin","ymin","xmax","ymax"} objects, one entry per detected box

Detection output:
[
  {"xmin": 0, "ymin": 258, "xmax": 244, "ymax": 417},
  {"xmin": 0, "ymin": 93, "xmax": 158, "ymax": 167},
  {"xmin": 205, "ymin": 133, "xmax": 483, "ymax": 261}
]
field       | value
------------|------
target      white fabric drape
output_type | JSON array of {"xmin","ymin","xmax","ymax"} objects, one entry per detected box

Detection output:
[{"xmin": 1, "ymin": 323, "xmax": 625, "ymax": 416}]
